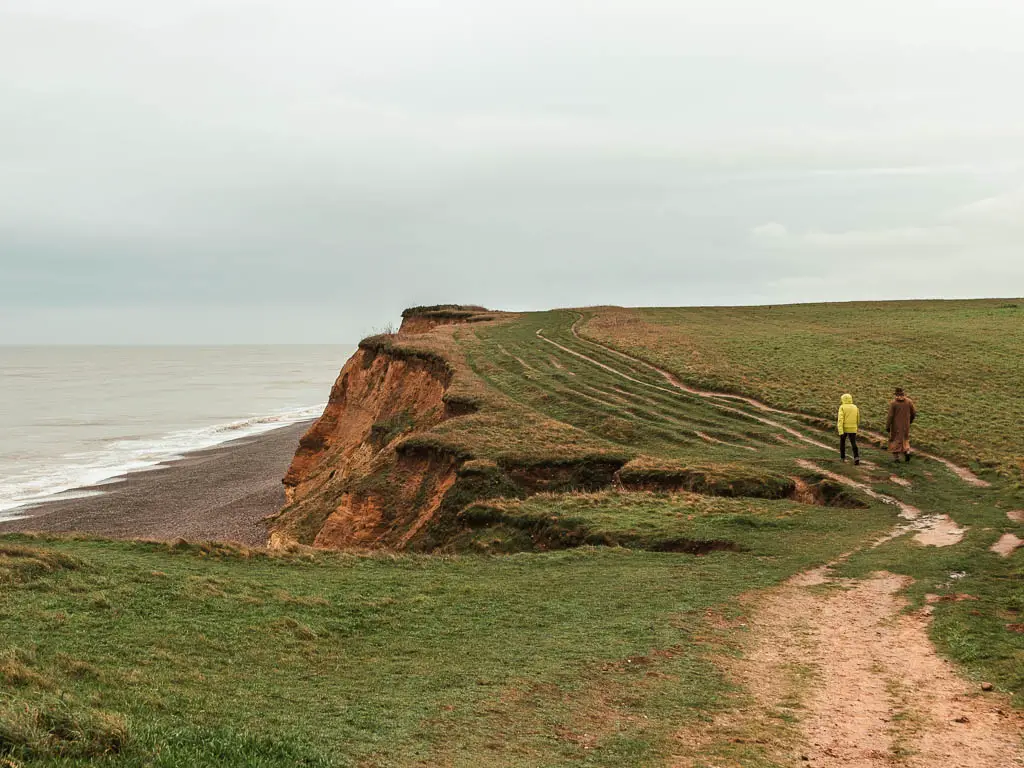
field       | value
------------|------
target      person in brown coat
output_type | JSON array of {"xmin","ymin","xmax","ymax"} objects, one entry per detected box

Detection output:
[{"xmin": 886, "ymin": 387, "xmax": 917, "ymax": 462}]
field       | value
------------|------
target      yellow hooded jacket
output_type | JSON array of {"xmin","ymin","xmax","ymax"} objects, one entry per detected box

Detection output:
[{"xmin": 837, "ymin": 394, "xmax": 859, "ymax": 435}]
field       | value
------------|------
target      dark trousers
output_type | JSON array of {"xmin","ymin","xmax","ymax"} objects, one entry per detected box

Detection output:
[{"xmin": 840, "ymin": 433, "xmax": 859, "ymax": 461}]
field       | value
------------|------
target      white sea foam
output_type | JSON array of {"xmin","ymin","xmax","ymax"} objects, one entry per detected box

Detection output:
[
  {"xmin": 0, "ymin": 344, "xmax": 350, "ymax": 522},
  {"xmin": 0, "ymin": 404, "xmax": 323, "ymax": 519}
]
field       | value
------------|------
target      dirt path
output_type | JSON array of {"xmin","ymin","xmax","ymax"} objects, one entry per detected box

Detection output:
[
  {"xmin": 796, "ymin": 460, "xmax": 967, "ymax": 547},
  {"xmin": 716, "ymin": 571, "xmax": 1024, "ymax": 768}
]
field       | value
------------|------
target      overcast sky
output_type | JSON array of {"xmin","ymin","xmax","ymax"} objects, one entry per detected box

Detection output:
[{"xmin": 2, "ymin": 1, "xmax": 1023, "ymax": 343}]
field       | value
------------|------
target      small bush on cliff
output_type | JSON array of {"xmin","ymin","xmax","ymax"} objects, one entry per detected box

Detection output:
[
  {"xmin": 401, "ymin": 304, "xmax": 489, "ymax": 319},
  {"xmin": 370, "ymin": 409, "xmax": 418, "ymax": 448}
]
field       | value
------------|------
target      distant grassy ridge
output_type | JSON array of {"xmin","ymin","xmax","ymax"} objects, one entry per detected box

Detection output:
[{"xmin": 580, "ymin": 300, "xmax": 1024, "ymax": 480}]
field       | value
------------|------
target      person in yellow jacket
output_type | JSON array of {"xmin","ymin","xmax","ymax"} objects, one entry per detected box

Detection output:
[{"xmin": 837, "ymin": 393, "xmax": 860, "ymax": 465}]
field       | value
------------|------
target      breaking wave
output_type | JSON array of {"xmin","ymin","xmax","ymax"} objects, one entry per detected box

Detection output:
[{"xmin": 0, "ymin": 405, "xmax": 323, "ymax": 519}]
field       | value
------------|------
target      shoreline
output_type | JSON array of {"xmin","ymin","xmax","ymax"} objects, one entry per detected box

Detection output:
[{"xmin": 0, "ymin": 420, "xmax": 310, "ymax": 547}]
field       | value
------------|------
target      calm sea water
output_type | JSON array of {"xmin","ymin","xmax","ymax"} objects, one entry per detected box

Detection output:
[{"xmin": 0, "ymin": 345, "xmax": 352, "ymax": 520}]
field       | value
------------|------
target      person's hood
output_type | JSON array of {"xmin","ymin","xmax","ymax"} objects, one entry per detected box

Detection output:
[{"xmin": 841, "ymin": 394, "xmax": 854, "ymax": 405}]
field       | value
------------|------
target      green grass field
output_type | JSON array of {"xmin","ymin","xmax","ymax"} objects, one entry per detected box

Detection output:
[
  {"xmin": 3, "ymin": 301, "xmax": 1022, "ymax": 766},
  {"xmin": 580, "ymin": 300, "xmax": 1024, "ymax": 479},
  {"xmin": 1, "ymin": 507, "xmax": 890, "ymax": 767}
]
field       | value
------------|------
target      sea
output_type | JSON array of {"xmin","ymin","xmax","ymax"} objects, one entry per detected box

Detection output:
[{"xmin": 0, "ymin": 345, "xmax": 353, "ymax": 521}]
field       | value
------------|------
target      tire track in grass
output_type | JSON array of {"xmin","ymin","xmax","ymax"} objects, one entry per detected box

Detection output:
[
  {"xmin": 569, "ymin": 317, "xmax": 991, "ymax": 488},
  {"xmin": 537, "ymin": 328, "xmax": 836, "ymax": 453},
  {"xmin": 695, "ymin": 431, "xmax": 758, "ymax": 452}
]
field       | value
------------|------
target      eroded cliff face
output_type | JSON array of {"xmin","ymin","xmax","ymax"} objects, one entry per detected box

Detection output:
[
  {"xmin": 272, "ymin": 344, "xmax": 455, "ymax": 549},
  {"xmin": 283, "ymin": 347, "xmax": 449, "ymax": 503},
  {"xmin": 270, "ymin": 305, "xmax": 627, "ymax": 552},
  {"xmin": 311, "ymin": 453, "xmax": 457, "ymax": 549}
]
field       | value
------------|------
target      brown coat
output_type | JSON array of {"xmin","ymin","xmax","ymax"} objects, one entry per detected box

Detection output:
[{"xmin": 886, "ymin": 396, "xmax": 917, "ymax": 454}]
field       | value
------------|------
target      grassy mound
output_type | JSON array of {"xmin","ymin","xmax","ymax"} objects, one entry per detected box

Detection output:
[
  {"xmin": 458, "ymin": 490, "xmax": 854, "ymax": 554},
  {"xmin": 0, "ymin": 543, "xmax": 81, "ymax": 585},
  {"xmin": 617, "ymin": 457, "xmax": 795, "ymax": 498}
]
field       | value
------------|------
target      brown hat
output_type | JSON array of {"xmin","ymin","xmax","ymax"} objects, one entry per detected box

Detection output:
[{"xmin": 894, "ymin": 387, "xmax": 905, "ymax": 396}]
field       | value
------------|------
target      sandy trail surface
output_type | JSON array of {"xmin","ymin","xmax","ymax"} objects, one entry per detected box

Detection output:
[{"xmin": 723, "ymin": 571, "xmax": 1024, "ymax": 768}]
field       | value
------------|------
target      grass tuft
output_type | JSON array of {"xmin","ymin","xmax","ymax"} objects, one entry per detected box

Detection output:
[
  {"xmin": 0, "ymin": 545, "xmax": 81, "ymax": 586},
  {"xmin": 0, "ymin": 697, "xmax": 128, "ymax": 760}
]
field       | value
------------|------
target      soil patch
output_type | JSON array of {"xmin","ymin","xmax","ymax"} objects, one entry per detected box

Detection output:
[
  {"xmin": 990, "ymin": 533, "xmax": 1024, "ymax": 558},
  {"xmin": 913, "ymin": 515, "xmax": 967, "ymax": 547},
  {"xmin": 686, "ymin": 571, "xmax": 1024, "ymax": 767}
]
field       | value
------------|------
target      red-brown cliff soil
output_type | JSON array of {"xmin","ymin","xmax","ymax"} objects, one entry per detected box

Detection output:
[
  {"xmin": 282, "ymin": 346, "xmax": 451, "ymax": 506},
  {"xmin": 268, "ymin": 306, "xmax": 629, "ymax": 552},
  {"xmin": 273, "ymin": 336, "xmax": 457, "ymax": 550}
]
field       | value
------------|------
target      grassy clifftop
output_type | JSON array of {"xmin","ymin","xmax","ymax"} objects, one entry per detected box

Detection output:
[
  {"xmin": 2, "ymin": 300, "xmax": 1023, "ymax": 766},
  {"xmin": 271, "ymin": 304, "xmax": 898, "ymax": 552},
  {"xmin": 581, "ymin": 300, "xmax": 1024, "ymax": 479}
]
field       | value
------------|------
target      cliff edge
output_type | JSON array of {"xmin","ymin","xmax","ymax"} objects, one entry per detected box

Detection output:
[
  {"xmin": 268, "ymin": 305, "xmax": 853, "ymax": 553},
  {"xmin": 268, "ymin": 306, "xmax": 626, "ymax": 551}
]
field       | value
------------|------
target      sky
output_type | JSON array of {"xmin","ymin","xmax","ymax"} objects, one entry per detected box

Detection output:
[{"xmin": 2, "ymin": 0, "xmax": 1023, "ymax": 343}]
